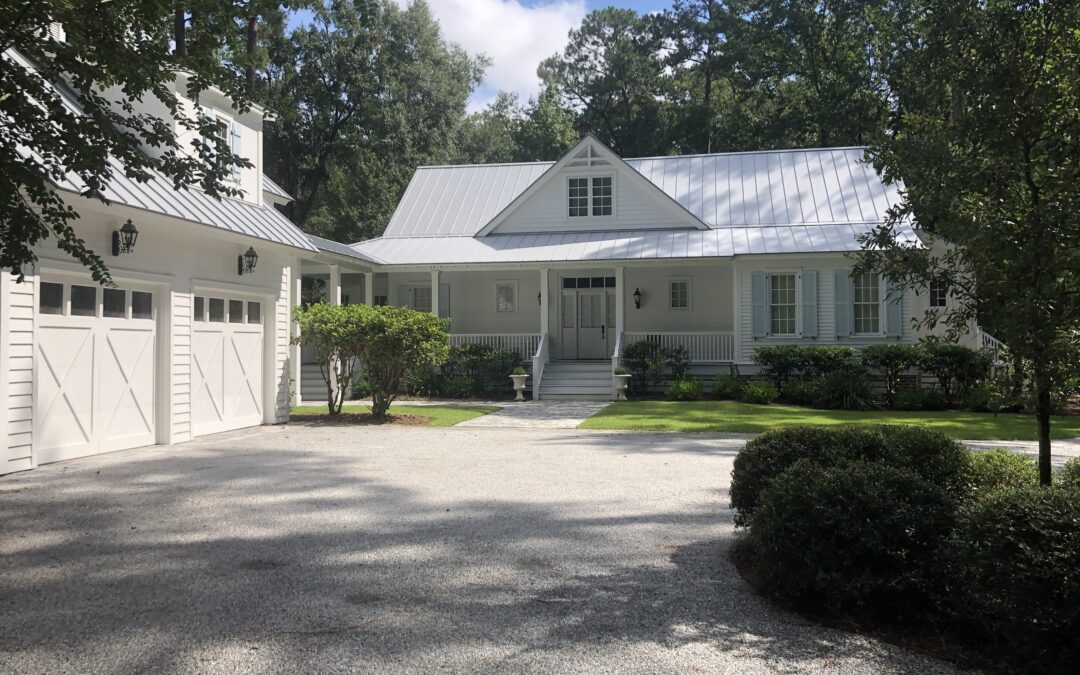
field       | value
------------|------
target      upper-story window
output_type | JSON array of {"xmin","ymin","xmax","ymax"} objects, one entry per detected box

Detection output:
[
  {"xmin": 567, "ymin": 175, "xmax": 615, "ymax": 218},
  {"xmin": 929, "ymin": 278, "xmax": 947, "ymax": 308},
  {"xmin": 201, "ymin": 106, "xmax": 241, "ymax": 182}
]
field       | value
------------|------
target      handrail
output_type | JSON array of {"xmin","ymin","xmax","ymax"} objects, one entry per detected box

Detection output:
[{"xmin": 531, "ymin": 334, "xmax": 549, "ymax": 400}]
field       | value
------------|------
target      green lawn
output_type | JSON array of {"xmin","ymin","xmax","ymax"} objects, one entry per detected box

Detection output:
[
  {"xmin": 578, "ymin": 400, "xmax": 1080, "ymax": 440},
  {"xmin": 290, "ymin": 403, "xmax": 498, "ymax": 427}
]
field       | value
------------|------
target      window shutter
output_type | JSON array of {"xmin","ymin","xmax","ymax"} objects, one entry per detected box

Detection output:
[
  {"xmin": 396, "ymin": 285, "xmax": 410, "ymax": 307},
  {"xmin": 439, "ymin": 283, "xmax": 450, "ymax": 318},
  {"xmin": 751, "ymin": 271, "xmax": 767, "ymax": 338},
  {"xmin": 200, "ymin": 105, "xmax": 214, "ymax": 166},
  {"xmin": 230, "ymin": 122, "xmax": 242, "ymax": 180},
  {"xmin": 801, "ymin": 270, "xmax": 818, "ymax": 338},
  {"xmin": 834, "ymin": 270, "xmax": 853, "ymax": 337},
  {"xmin": 885, "ymin": 277, "xmax": 903, "ymax": 338}
]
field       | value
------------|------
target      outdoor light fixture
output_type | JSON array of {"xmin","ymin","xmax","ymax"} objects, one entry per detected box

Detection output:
[
  {"xmin": 633, "ymin": 287, "xmax": 642, "ymax": 309},
  {"xmin": 537, "ymin": 292, "xmax": 542, "ymax": 305},
  {"xmin": 111, "ymin": 219, "xmax": 138, "ymax": 256},
  {"xmin": 238, "ymin": 246, "xmax": 258, "ymax": 275}
]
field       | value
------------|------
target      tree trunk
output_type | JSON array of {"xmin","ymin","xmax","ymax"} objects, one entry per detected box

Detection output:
[
  {"xmin": 246, "ymin": 15, "xmax": 257, "ymax": 88},
  {"xmin": 174, "ymin": 7, "xmax": 186, "ymax": 57},
  {"xmin": 371, "ymin": 392, "xmax": 391, "ymax": 418},
  {"xmin": 1035, "ymin": 376, "xmax": 1053, "ymax": 485}
]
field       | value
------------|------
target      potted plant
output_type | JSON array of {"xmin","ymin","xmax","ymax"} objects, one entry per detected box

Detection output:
[
  {"xmin": 613, "ymin": 366, "xmax": 632, "ymax": 400},
  {"xmin": 510, "ymin": 366, "xmax": 530, "ymax": 401}
]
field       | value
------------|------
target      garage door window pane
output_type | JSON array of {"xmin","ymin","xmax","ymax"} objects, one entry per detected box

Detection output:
[
  {"xmin": 132, "ymin": 291, "xmax": 153, "ymax": 320},
  {"xmin": 103, "ymin": 288, "xmax": 126, "ymax": 317},
  {"xmin": 209, "ymin": 298, "xmax": 225, "ymax": 322},
  {"xmin": 39, "ymin": 282, "xmax": 64, "ymax": 315},
  {"xmin": 229, "ymin": 299, "xmax": 244, "ymax": 323},
  {"xmin": 247, "ymin": 302, "xmax": 261, "ymax": 324},
  {"xmin": 71, "ymin": 285, "xmax": 97, "ymax": 316},
  {"xmin": 194, "ymin": 296, "xmax": 205, "ymax": 321}
]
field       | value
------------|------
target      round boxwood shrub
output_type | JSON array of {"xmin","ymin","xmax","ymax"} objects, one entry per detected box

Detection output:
[
  {"xmin": 969, "ymin": 448, "xmax": 1038, "ymax": 493},
  {"xmin": 750, "ymin": 459, "xmax": 956, "ymax": 622},
  {"xmin": 712, "ymin": 374, "xmax": 744, "ymax": 400},
  {"xmin": 666, "ymin": 377, "xmax": 703, "ymax": 401},
  {"xmin": 944, "ymin": 486, "xmax": 1080, "ymax": 672},
  {"xmin": 741, "ymin": 381, "xmax": 779, "ymax": 405},
  {"xmin": 730, "ymin": 425, "xmax": 972, "ymax": 527},
  {"xmin": 1057, "ymin": 457, "xmax": 1080, "ymax": 491}
]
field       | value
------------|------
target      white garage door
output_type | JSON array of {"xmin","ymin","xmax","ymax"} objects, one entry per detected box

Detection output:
[
  {"xmin": 34, "ymin": 279, "xmax": 158, "ymax": 464},
  {"xmin": 191, "ymin": 295, "xmax": 265, "ymax": 436}
]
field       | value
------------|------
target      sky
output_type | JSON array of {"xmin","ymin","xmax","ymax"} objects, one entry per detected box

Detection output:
[{"xmin": 289, "ymin": 1, "xmax": 672, "ymax": 112}]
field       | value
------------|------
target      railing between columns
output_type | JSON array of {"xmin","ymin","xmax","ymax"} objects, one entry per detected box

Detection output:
[
  {"xmin": 532, "ymin": 334, "xmax": 549, "ymax": 400},
  {"xmin": 449, "ymin": 334, "xmax": 542, "ymax": 362},
  {"xmin": 621, "ymin": 331, "xmax": 736, "ymax": 363}
]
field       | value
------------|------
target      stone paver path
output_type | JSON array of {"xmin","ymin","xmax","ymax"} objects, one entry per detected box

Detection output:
[
  {"xmin": 456, "ymin": 400, "xmax": 610, "ymax": 428},
  {"xmin": 963, "ymin": 437, "xmax": 1080, "ymax": 467}
]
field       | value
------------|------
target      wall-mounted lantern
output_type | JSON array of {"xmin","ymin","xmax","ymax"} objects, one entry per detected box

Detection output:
[
  {"xmin": 633, "ymin": 287, "xmax": 642, "ymax": 309},
  {"xmin": 238, "ymin": 246, "xmax": 258, "ymax": 275},
  {"xmin": 111, "ymin": 219, "xmax": 139, "ymax": 256}
]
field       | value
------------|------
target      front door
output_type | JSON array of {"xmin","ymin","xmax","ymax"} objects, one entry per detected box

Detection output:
[{"xmin": 577, "ymin": 290, "xmax": 606, "ymax": 359}]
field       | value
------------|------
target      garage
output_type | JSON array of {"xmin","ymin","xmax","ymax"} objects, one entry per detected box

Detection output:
[
  {"xmin": 191, "ymin": 293, "xmax": 266, "ymax": 436},
  {"xmin": 33, "ymin": 276, "xmax": 159, "ymax": 464}
]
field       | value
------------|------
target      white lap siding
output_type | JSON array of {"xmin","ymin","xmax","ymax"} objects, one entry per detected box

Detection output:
[
  {"xmin": 171, "ymin": 289, "xmax": 192, "ymax": 443},
  {"xmin": 2, "ymin": 272, "xmax": 35, "ymax": 473},
  {"xmin": 273, "ymin": 264, "xmax": 291, "ymax": 423}
]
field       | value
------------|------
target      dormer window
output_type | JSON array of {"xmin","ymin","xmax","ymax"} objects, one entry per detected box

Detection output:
[
  {"xmin": 567, "ymin": 175, "xmax": 615, "ymax": 218},
  {"xmin": 201, "ymin": 105, "xmax": 242, "ymax": 182}
]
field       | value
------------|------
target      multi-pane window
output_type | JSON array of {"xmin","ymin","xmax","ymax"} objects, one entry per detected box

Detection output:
[
  {"xmin": 562, "ymin": 276, "xmax": 616, "ymax": 289},
  {"xmin": 669, "ymin": 279, "xmax": 690, "ymax": 309},
  {"xmin": 853, "ymin": 272, "xmax": 881, "ymax": 334},
  {"xmin": 412, "ymin": 286, "xmax": 432, "ymax": 313},
  {"xmin": 40, "ymin": 282, "xmax": 153, "ymax": 320},
  {"xmin": 929, "ymin": 279, "xmax": 947, "ymax": 308},
  {"xmin": 592, "ymin": 176, "xmax": 613, "ymax": 216},
  {"xmin": 39, "ymin": 282, "xmax": 63, "ymax": 315},
  {"xmin": 495, "ymin": 282, "xmax": 517, "ymax": 313},
  {"xmin": 568, "ymin": 177, "xmax": 589, "ymax": 217},
  {"xmin": 769, "ymin": 273, "xmax": 797, "ymax": 335}
]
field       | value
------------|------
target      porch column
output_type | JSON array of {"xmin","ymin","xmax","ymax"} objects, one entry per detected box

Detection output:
[
  {"xmin": 539, "ymin": 268, "xmax": 549, "ymax": 337},
  {"xmin": 614, "ymin": 266, "xmax": 625, "ymax": 357},
  {"xmin": 364, "ymin": 271, "xmax": 374, "ymax": 306},
  {"xmin": 328, "ymin": 264, "xmax": 341, "ymax": 306},
  {"xmin": 731, "ymin": 260, "xmax": 740, "ymax": 363},
  {"xmin": 430, "ymin": 270, "xmax": 440, "ymax": 316},
  {"xmin": 291, "ymin": 260, "xmax": 302, "ymax": 406}
]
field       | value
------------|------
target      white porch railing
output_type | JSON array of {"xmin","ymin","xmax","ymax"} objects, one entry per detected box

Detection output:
[
  {"xmin": 532, "ymin": 334, "xmax": 549, "ymax": 400},
  {"xmin": 621, "ymin": 331, "xmax": 736, "ymax": 363},
  {"xmin": 449, "ymin": 333, "xmax": 541, "ymax": 362}
]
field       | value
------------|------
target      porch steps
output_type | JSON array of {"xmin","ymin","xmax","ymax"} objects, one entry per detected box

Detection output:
[
  {"xmin": 538, "ymin": 361, "xmax": 612, "ymax": 400},
  {"xmin": 299, "ymin": 364, "xmax": 327, "ymax": 402}
]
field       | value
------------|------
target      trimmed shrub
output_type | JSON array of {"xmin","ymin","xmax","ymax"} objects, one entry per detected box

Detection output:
[
  {"xmin": 622, "ymin": 340, "xmax": 665, "ymax": 393},
  {"xmin": 779, "ymin": 378, "xmax": 819, "ymax": 406},
  {"xmin": 665, "ymin": 346, "xmax": 691, "ymax": 381},
  {"xmin": 1058, "ymin": 457, "xmax": 1080, "ymax": 491},
  {"xmin": 351, "ymin": 377, "xmax": 373, "ymax": 399},
  {"xmin": 800, "ymin": 345, "xmax": 858, "ymax": 378},
  {"xmin": 751, "ymin": 345, "xmax": 804, "ymax": 390},
  {"xmin": 666, "ymin": 378, "xmax": 703, "ymax": 401},
  {"xmin": 969, "ymin": 448, "xmax": 1038, "ymax": 493},
  {"xmin": 750, "ymin": 460, "xmax": 956, "ymax": 622},
  {"xmin": 961, "ymin": 383, "xmax": 994, "ymax": 412},
  {"xmin": 945, "ymin": 486, "xmax": 1080, "ymax": 672},
  {"xmin": 439, "ymin": 374, "xmax": 473, "ymax": 399},
  {"xmin": 712, "ymin": 374, "xmax": 745, "ymax": 400},
  {"xmin": 862, "ymin": 344, "xmax": 921, "ymax": 405},
  {"xmin": 741, "ymin": 381, "xmax": 779, "ymax": 405},
  {"xmin": 730, "ymin": 425, "xmax": 972, "ymax": 527},
  {"xmin": 918, "ymin": 342, "xmax": 993, "ymax": 401},
  {"xmin": 440, "ymin": 344, "xmax": 521, "ymax": 397},
  {"xmin": 815, "ymin": 365, "xmax": 873, "ymax": 410},
  {"xmin": 894, "ymin": 386, "xmax": 949, "ymax": 411}
]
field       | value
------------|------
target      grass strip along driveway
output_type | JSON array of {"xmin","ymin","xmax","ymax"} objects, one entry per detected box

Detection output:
[
  {"xmin": 579, "ymin": 400, "xmax": 1080, "ymax": 441},
  {"xmin": 290, "ymin": 403, "xmax": 498, "ymax": 427}
]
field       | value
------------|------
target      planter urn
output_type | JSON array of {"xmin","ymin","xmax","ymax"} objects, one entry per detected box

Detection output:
[
  {"xmin": 510, "ymin": 374, "xmax": 530, "ymax": 401},
  {"xmin": 613, "ymin": 374, "xmax": 631, "ymax": 401}
]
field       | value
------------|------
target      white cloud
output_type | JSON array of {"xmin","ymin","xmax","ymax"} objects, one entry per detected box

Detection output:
[{"xmin": 395, "ymin": 0, "xmax": 586, "ymax": 110}]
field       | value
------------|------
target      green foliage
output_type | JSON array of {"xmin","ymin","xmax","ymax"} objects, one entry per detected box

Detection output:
[
  {"xmin": 438, "ymin": 344, "xmax": 520, "ymax": 398},
  {"xmin": 917, "ymin": 343, "xmax": 993, "ymax": 401},
  {"xmin": 751, "ymin": 346, "xmax": 805, "ymax": 391},
  {"xmin": 292, "ymin": 303, "xmax": 367, "ymax": 414},
  {"xmin": 351, "ymin": 377, "xmax": 372, "ymax": 400},
  {"xmin": 814, "ymin": 366, "xmax": 873, "ymax": 411},
  {"xmin": 778, "ymin": 378, "xmax": 819, "ymax": 406},
  {"xmin": 665, "ymin": 346, "xmax": 692, "ymax": 381},
  {"xmin": 893, "ymin": 387, "xmax": 948, "ymax": 411},
  {"xmin": 352, "ymin": 305, "xmax": 450, "ymax": 417},
  {"xmin": 622, "ymin": 340, "xmax": 665, "ymax": 393},
  {"xmin": 945, "ymin": 486, "xmax": 1080, "ymax": 672},
  {"xmin": 512, "ymin": 366, "xmax": 526, "ymax": 376},
  {"xmin": 862, "ymin": 344, "xmax": 922, "ymax": 405},
  {"xmin": 666, "ymin": 378, "xmax": 703, "ymax": 401},
  {"xmin": 750, "ymin": 460, "xmax": 955, "ymax": 622},
  {"xmin": 613, "ymin": 366, "xmax": 629, "ymax": 376},
  {"xmin": 1058, "ymin": 458, "xmax": 1080, "ymax": 491},
  {"xmin": 799, "ymin": 346, "xmax": 858, "ymax": 378},
  {"xmin": 960, "ymin": 383, "xmax": 994, "ymax": 413},
  {"xmin": 712, "ymin": 374, "xmax": 745, "ymax": 401},
  {"xmin": 437, "ymin": 374, "xmax": 473, "ymax": 400},
  {"xmin": 969, "ymin": 449, "xmax": 1038, "ymax": 494},
  {"xmin": 740, "ymin": 381, "xmax": 779, "ymax": 405}
]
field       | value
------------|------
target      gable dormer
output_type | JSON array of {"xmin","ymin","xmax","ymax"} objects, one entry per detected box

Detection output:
[{"xmin": 480, "ymin": 136, "xmax": 707, "ymax": 236}]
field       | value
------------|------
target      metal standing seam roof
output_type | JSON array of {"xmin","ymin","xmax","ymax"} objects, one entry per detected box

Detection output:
[
  {"xmin": 307, "ymin": 234, "xmax": 380, "ymax": 263},
  {"xmin": 262, "ymin": 174, "xmax": 293, "ymax": 200}
]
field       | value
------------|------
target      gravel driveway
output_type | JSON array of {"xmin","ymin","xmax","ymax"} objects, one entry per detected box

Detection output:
[{"xmin": 0, "ymin": 425, "xmax": 955, "ymax": 674}]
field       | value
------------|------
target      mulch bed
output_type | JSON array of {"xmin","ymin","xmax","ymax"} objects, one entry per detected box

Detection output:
[{"xmin": 289, "ymin": 413, "xmax": 430, "ymax": 426}]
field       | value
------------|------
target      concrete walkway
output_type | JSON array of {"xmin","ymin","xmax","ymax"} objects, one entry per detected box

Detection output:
[{"xmin": 456, "ymin": 400, "xmax": 610, "ymax": 428}]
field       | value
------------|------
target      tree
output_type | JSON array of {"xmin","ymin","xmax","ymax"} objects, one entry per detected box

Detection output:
[
  {"xmin": 855, "ymin": 0, "xmax": 1080, "ymax": 484},
  {"xmin": 0, "ymin": 1, "xmax": 262, "ymax": 282},
  {"xmin": 354, "ymin": 306, "xmax": 449, "ymax": 418},
  {"xmin": 455, "ymin": 92, "xmax": 525, "ymax": 164},
  {"xmin": 291, "ymin": 303, "xmax": 365, "ymax": 415}
]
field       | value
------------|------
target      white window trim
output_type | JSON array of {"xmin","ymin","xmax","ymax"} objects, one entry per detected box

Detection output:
[
  {"xmin": 495, "ymin": 280, "xmax": 518, "ymax": 313},
  {"xmin": 565, "ymin": 173, "xmax": 617, "ymax": 220},
  {"xmin": 668, "ymin": 276, "xmax": 692, "ymax": 310},
  {"xmin": 853, "ymin": 272, "xmax": 886, "ymax": 337},
  {"xmin": 202, "ymin": 106, "xmax": 239, "ymax": 183},
  {"xmin": 408, "ymin": 282, "xmax": 433, "ymax": 313},
  {"xmin": 765, "ymin": 270, "xmax": 802, "ymax": 337},
  {"xmin": 929, "ymin": 279, "xmax": 947, "ymax": 309}
]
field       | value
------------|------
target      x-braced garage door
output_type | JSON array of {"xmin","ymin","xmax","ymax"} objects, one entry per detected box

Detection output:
[{"xmin": 191, "ymin": 294, "xmax": 265, "ymax": 436}]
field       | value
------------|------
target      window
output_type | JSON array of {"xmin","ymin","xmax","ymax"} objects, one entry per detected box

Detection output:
[
  {"xmin": 495, "ymin": 282, "xmax": 517, "ymax": 313},
  {"xmin": 853, "ymin": 272, "xmax": 882, "ymax": 334},
  {"xmin": 567, "ymin": 176, "xmax": 614, "ymax": 218},
  {"xmin": 929, "ymin": 279, "xmax": 947, "ymax": 308},
  {"xmin": 373, "ymin": 295, "xmax": 388, "ymax": 307},
  {"xmin": 194, "ymin": 296, "xmax": 205, "ymax": 321},
  {"xmin": 103, "ymin": 289, "xmax": 126, "ymax": 318},
  {"xmin": 131, "ymin": 291, "xmax": 153, "ymax": 320},
  {"xmin": 229, "ymin": 299, "xmax": 244, "ymax": 323},
  {"xmin": 412, "ymin": 286, "xmax": 432, "ymax": 313},
  {"xmin": 208, "ymin": 298, "xmax": 225, "ymax": 322},
  {"xmin": 70, "ymin": 285, "xmax": 96, "ymax": 317},
  {"xmin": 562, "ymin": 276, "xmax": 616, "ymax": 289},
  {"xmin": 39, "ymin": 282, "xmax": 64, "ymax": 315},
  {"xmin": 769, "ymin": 273, "xmax": 797, "ymax": 335},
  {"xmin": 669, "ymin": 279, "xmax": 690, "ymax": 310},
  {"xmin": 247, "ymin": 301, "xmax": 261, "ymax": 324}
]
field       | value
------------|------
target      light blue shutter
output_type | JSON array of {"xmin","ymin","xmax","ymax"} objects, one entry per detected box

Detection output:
[
  {"xmin": 885, "ymin": 277, "xmax": 903, "ymax": 338},
  {"xmin": 396, "ymin": 285, "xmax": 410, "ymax": 307},
  {"xmin": 801, "ymin": 270, "xmax": 818, "ymax": 338},
  {"xmin": 834, "ymin": 270, "xmax": 853, "ymax": 337},
  {"xmin": 230, "ymin": 122, "xmax": 242, "ymax": 180},
  {"xmin": 200, "ymin": 105, "xmax": 214, "ymax": 166},
  {"xmin": 751, "ymin": 271, "xmax": 767, "ymax": 338},
  {"xmin": 439, "ymin": 283, "xmax": 450, "ymax": 318}
]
